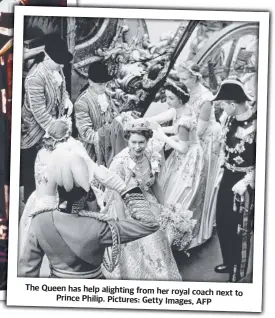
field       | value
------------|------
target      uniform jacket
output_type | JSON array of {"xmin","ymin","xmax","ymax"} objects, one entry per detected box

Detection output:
[{"xmin": 18, "ymin": 190, "xmax": 159, "ymax": 278}]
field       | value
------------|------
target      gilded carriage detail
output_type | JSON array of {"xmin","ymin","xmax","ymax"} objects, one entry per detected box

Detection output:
[{"xmin": 21, "ymin": 17, "xmax": 258, "ymax": 113}]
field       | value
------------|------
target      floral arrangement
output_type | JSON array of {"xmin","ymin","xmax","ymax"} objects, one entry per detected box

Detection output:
[
  {"xmin": 158, "ymin": 203, "xmax": 197, "ymax": 252},
  {"xmin": 150, "ymin": 150, "xmax": 162, "ymax": 176}
]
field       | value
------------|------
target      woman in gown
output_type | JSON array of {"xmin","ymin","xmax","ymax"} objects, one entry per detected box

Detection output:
[
  {"xmin": 176, "ymin": 62, "xmax": 222, "ymax": 247},
  {"xmin": 146, "ymin": 78, "xmax": 205, "ymax": 248},
  {"xmin": 18, "ymin": 117, "xmax": 100, "ymax": 261},
  {"xmin": 103, "ymin": 119, "xmax": 182, "ymax": 281}
]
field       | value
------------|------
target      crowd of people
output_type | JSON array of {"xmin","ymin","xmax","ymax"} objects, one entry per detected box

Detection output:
[{"xmin": 18, "ymin": 32, "xmax": 256, "ymax": 283}]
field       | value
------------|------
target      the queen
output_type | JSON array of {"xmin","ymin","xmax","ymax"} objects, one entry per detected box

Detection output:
[{"xmin": 103, "ymin": 119, "xmax": 182, "ymax": 281}]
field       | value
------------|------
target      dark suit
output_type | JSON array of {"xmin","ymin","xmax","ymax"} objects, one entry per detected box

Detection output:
[{"xmin": 216, "ymin": 111, "xmax": 256, "ymax": 282}]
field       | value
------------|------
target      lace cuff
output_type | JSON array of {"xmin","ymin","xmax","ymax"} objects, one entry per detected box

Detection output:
[{"xmin": 243, "ymin": 170, "xmax": 255, "ymax": 189}]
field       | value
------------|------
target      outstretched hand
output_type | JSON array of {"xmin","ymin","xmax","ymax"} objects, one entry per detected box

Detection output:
[
  {"xmin": 94, "ymin": 165, "xmax": 127, "ymax": 194},
  {"xmin": 153, "ymin": 126, "xmax": 167, "ymax": 141},
  {"xmin": 149, "ymin": 120, "xmax": 162, "ymax": 131}
]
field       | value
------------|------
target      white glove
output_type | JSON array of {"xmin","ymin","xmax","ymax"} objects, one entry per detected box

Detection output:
[
  {"xmin": 232, "ymin": 179, "xmax": 248, "ymax": 199},
  {"xmin": 94, "ymin": 165, "xmax": 127, "ymax": 194},
  {"xmin": 149, "ymin": 120, "xmax": 162, "ymax": 131},
  {"xmin": 64, "ymin": 98, "xmax": 73, "ymax": 117},
  {"xmin": 197, "ymin": 119, "xmax": 209, "ymax": 136},
  {"xmin": 153, "ymin": 127, "xmax": 167, "ymax": 142},
  {"xmin": 93, "ymin": 131, "xmax": 99, "ymax": 145}
]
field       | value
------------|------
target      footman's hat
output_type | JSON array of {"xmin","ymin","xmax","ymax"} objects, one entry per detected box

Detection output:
[
  {"xmin": 44, "ymin": 33, "xmax": 73, "ymax": 65},
  {"xmin": 212, "ymin": 76, "xmax": 253, "ymax": 102},
  {"xmin": 88, "ymin": 60, "xmax": 113, "ymax": 83}
]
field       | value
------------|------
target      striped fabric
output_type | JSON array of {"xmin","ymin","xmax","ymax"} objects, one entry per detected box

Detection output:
[
  {"xmin": 21, "ymin": 62, "xmax": 69, "ymax": 149},
  {"xmin": 74, "ymin": 86, "xmax": 114, "ymax": 160}
]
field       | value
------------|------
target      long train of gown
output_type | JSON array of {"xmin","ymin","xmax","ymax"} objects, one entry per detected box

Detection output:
[
  {"xmin": 188, "ymin": 85, "xmax": 222, "ymax": 248},
  {"xmin": 159, "ymin": 142, "xmax": 205, "ymax": 247}
]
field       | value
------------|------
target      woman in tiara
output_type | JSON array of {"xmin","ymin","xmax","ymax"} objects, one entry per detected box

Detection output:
[
  {"xmin": 102, "ymin": 119, "xmax": 182, "ymax": 281},
  {"xmin": 176, "ymin": 61, "xmax": 222, "ymax": 248},
  {"xmin": 144, "ymin": 76, "xmax": 205, "ymax": 248}
]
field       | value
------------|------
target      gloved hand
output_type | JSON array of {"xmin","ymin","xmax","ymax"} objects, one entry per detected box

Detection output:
[
  {"xmin": 232, "ymin": 179, "xmax": 248, "ymax": 199},
  {"xmin": 94, "ymin": 165, "xmax": 127, "ymax": 194},
  {"xmin": 64, "ymin": 98, "xmax": 73, "ymax": 117}
]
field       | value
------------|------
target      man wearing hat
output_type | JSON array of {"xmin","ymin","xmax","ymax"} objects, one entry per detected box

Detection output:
[
  {"xmin": 213, "ymin": 76, "xmax": 256, "ymax": 283},
  {"xmin": 74, "ymin": 60, "xmax": 122, "ymax": 165},
  {"xmin": 21, "ymin": 33, "xmax": 74, "ymax": 203}
]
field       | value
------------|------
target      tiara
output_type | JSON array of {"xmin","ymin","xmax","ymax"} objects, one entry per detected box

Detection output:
[
  {"xmin": 124, "ymin": 119, "xmax": 153, "ymax": 132},
  {"xmin": 165, "ymin": 78, "xmax": 190, "ymax": 98}
]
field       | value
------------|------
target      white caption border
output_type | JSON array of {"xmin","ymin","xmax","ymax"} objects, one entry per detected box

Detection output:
[{"xmin": 6, "ymin": 5, "xmax": 269, "ymax": 312}]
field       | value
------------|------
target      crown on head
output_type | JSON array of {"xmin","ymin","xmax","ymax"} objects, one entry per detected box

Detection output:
[{"xmin": 124, "ymin": 119, "xmax": 153, "ymax": 132}]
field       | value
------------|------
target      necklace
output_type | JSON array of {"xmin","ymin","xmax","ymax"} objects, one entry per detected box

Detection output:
[{"xmin": 130, "ymin": 152, "xmax": 144, "ymax": 164}]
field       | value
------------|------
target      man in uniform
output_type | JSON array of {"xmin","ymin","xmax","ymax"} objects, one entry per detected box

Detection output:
[
  {"xmin": 213, "ymin": 77, "xmax": 256, "ymax": 283},
  {"xmin": 18, "ymin": 161, "xmax": 160, "ymax": 279}
]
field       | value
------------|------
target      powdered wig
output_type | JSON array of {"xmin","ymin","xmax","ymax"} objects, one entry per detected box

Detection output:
[{"xmin": 42, "ymin": 118, "xmax": 72, "ymax": 151}]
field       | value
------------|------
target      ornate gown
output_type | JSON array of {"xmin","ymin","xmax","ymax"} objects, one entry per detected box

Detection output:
[
  {"xmin": 18, "ymin": 147, "xmax": 58, "ymax": 269},
  {"xmin": 18, "ymin": 138, "xmax": 96, "ymax": 263},
  {"xmin": 188, "ymin": 84, "xmax": 222, "ymax": 248},
  {"xmin": 159, "ymin": 114, "xmax": 205, "ymax": 247},
  {"xmin": 103, "ymin": 147, "xmax": 182, "ymax": 281}
]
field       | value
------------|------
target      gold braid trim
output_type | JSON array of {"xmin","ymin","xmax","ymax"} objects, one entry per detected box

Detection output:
[{"xmin": 78, "ymin": 211, "xmax": 121, "ymax": 272}]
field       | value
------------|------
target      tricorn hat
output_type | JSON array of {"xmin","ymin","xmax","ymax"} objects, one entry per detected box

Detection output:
[
  {"xmin": 88, "ymin": 60, "xmax": 113, "ymax": 83},
  {"xmin": 212, "ymin": 76, "xmax": 253, "ymax": 102},
  {"xmin": 44, "ymin": 33, "xmax": 73, "ymax": 65}
]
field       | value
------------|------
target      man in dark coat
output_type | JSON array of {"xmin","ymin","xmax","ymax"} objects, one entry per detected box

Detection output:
[{"xmin": 213, "ymin": 77, "xmax": 256, "ymax": 283}]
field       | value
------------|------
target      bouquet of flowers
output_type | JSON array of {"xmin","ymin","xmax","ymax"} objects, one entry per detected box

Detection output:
[{"xmin": 159, "ymin": 203, "xmax": 197, "ymax": 252}]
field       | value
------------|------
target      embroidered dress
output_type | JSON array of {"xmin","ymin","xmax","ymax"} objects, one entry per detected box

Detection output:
[
  {"xmin": 18, "ymin": 138, "xmax": 96, "ymax": 261},
  {"xmin": 19, "ymin": 148, "xmax": 58, "ymax": 261},
  {"xmin": 103, "ymin": 147, "xmax": 182, "ymax": 281},
  {"xmin": 188, "ymin": 84, "xmax": 222, "ymax": 247},
  {"xmin": 159, "ymin": 114, "xmax": 205, "ymax": 248}
]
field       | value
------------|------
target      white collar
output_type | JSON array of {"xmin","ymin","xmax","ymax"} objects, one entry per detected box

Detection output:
[{"xmin": 235, "ymin": 107, "xmax": 253, "ymax": 122}]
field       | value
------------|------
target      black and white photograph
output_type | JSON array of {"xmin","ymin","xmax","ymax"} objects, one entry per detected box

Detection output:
[{"xmin": 6, "ymin": 5, "xmax": 269, "ymax": 312}]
